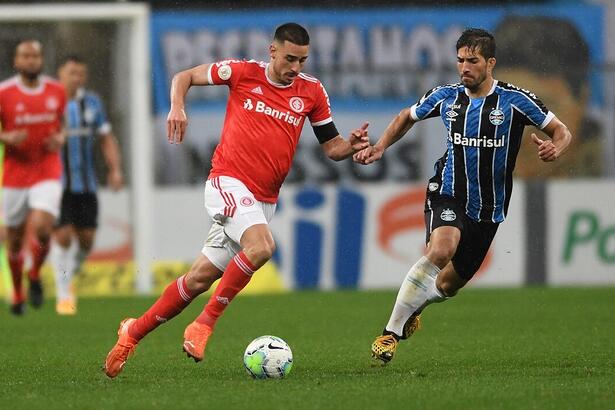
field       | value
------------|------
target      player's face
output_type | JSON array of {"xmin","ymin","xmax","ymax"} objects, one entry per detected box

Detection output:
[
  {"xmin": 457, "ymin": 46, "xmax": 495, "ymax": 92},
  {"xmin": 14, "ymin": 41, "xmax": 43, "ymax": 81},
  {"xmin": 269, "ymin": 40, "xmax": 309, "ymax": 85},
  {"xmin": 59, "ymin": 61, "xmax": 88, "ymax": 95}
]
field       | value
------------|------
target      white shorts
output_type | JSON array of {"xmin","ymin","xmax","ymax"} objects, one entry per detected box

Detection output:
[
  {"xmin": 3, "ymin": 180, "xmax": 62, "ymax": 227},
  {"xmin": 201, "ymin": 176, "xmax": 276, "ymax": 271}
]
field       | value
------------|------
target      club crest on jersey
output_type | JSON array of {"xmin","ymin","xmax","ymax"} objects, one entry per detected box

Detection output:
[
  {"xmin": 218, "ymin": 65, "xmax": 232, "ymax": 81},
  {"xmin": 240, "ymin": 196, "xmax": 255, "ymax": 207},
  {"xmin": 46, "ymin": 97, "xmax": 59, "ymax": 110},
  {"xmin": 489, "ymin": 109, "xmax": 505, "ymax": 126},
  {"xmin": 440, "ymin": 208, "xmax": 456, "ymax": 222},
  {"xmin": 289, "ymin": 97, "xmax": 305, "ymax": 113},
  {"xmin": 84, "ymin": 108, "xmax": 95, "ymax": 123}
]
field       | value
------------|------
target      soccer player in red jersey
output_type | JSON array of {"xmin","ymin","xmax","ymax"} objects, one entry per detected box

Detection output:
[
  {"xmin": 0, "ymin": 40, "xmax": 66, "ymax": 315},
  {"xmin": 104, "ymin": 23, "xmax": 369, "ymax": 377}
]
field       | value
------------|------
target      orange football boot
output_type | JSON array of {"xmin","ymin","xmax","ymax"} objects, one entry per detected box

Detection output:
[
  {"xmin": 182, "ymin": 321, "xmax": 213, "ymax": 362},
  {"xmin": 104, "ymin": 318, "xmax": 138, "ymax": 378}
]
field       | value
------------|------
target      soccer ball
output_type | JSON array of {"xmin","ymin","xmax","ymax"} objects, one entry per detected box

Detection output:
[{"xmin": 243, "ymin": 335, "xmax": 293, "ymax": 379}]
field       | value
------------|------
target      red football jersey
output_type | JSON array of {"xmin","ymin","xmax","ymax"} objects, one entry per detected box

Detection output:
[
  {"xmin": 207, "ymin": 60, "xmax": 333, "ymax": 203},
  {"xmin": 0, "ymin": 75, "xmax": 66, "ymax": 187}
]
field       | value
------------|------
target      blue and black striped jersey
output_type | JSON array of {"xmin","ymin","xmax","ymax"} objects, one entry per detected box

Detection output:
[
  {"xmin": 62, "ymin": 88, "xmax": 111, "ymax": 193},
  {"xmin": 411, "ymin": 80, "xmax": 554, "ymax": 223}
]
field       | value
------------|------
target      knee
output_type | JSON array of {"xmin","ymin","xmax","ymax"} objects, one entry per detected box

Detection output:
[
  {"xmin": 426, "ymin": 243, "xmax": 456, "ymax": 268},
  {"xmin": 243, "ymin": 239, "xmax": 275, "ymax": 268}
]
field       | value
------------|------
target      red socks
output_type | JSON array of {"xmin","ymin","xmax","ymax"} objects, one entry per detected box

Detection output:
[
  {"xmin": 8, "ymin": 251, "xmax": 24, "ymax": 304},
  {"xmin": 195, "ymin": 252, "xmax": 256, "ymax": 329},
  {"xmin": 28, "ymin": 238, "xmax": 49, "ymax": 282},
  {"xmin": 129, "ymin": 274, "xmax": 195, "ymax": 341}
]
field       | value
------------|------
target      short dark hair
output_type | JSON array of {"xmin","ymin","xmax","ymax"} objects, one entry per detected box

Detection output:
[
  {"xmin": 456, "ymin": 28, "xmax": 496, "ymax": 60},
  {"xmin": 59, "ymin": 54, "xmax": 85, "ymax": 67},
  {"xmin": 495, "ymin": 16, "xmax": 589, "ymax": 97},
  {"xmin": 274, "ymin": 23, "xmax": 309, "ymax": 46}
]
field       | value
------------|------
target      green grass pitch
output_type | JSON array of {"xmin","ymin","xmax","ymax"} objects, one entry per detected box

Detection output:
[{"xmin": 1, "ymin": 287, "xmax": 614, "ymax": 409}]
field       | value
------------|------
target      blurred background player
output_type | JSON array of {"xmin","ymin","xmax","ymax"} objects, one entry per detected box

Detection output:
[
  {"xmin": 354, "ymin": 28, "xmax": 572, "ymax": 364},
  {"xmin": 0, "ymin": 39, "xmax": 66, "ymax": 315},
  {"xmin": 104, "ymin": 22, "xmax": 369, "ymax": 378},
  {"xmin": 50, "ymin": 55, "xmax": 124, "ymax": 315}
]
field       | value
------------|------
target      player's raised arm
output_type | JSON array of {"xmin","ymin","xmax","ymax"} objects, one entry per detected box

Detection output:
[
  {"xmin": 319, "ymin": 121, "xmax": 370, "ymax": 161},
  {"xmin": 531, "ymin": 116, "xmax": 572, "ymax": 162},
  {"xmin": 354, "ymin": 107, "xmax": 416, "ymax": 165},
  {"xmin": 167, "ymin": 63, "xmax": 212, "ymax": 144}
]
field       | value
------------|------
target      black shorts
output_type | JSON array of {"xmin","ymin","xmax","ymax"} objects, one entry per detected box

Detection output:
[
  {"xmin": 58, "ymin": 191, "xmax": 99, "ymax": 228},
  {"xmin": 424, "ymin": 191, "xmax": 499, "ymax": 281}
]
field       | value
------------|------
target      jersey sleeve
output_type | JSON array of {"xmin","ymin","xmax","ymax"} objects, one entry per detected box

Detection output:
[
  {"xmin": 308, "ymin": 81, "xmax": 333, "ymax": 127},
  {"xmin": 510, "ymin": 86, "xmax": 554, "ymax": 129},
  {"xmin": 409, "ymin": 86, "xmax": 449, "ymax": 121},
  {"xmin": 206, "ymin": 59, "xmax": 246, "ymax": 89},
  {"xmin": 92, "ymin": 94, "xmax": 112, "ymax": 135}
]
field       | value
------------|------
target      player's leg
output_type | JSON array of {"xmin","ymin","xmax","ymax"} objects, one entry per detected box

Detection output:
[
  {"xmin": 3, "ymin": 187, "xmax": 29, "ymax": 315},
  {"xmin": 184, "ymin": 176, "xmax": 276, "ymax": 362},
  {"xmin": 372, "ymin": 193, "xmax": 462, "ymax": 363},
  {"xmin": 104, "ymin": 252, "xmax": 223, "ymax": 378},
  {"xmin": 26, "ymin": 180, "xmax": 62, "ymax": 308}
]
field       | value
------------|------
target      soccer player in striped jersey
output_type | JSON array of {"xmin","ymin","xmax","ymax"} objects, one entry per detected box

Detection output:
[
  {"xmin": 104, "ymin": 22, "xmax": 369, "ymax": 378},
  {"xmin": 50, "ymin": 56, "xmax": 123, "ymax": 315},
  {"xmin": 354, "ymin": 28, "xmax": 572, "ymax": 364}
]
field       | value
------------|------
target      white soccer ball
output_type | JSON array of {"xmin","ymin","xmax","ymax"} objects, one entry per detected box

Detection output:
[{"xmin": 243, "ymin": 335, "xmax": 293, "ymax": 379}]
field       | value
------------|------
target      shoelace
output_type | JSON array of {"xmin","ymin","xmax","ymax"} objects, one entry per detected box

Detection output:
[{"xmin": 375, "ymin": 335, "xmax": 397, "ymax": 347}]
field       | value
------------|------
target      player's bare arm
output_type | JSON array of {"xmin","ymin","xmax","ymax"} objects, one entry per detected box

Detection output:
[
  {"xmin": 44, "ymin": 128, "xmax": 66, "ymax": 152},
  {"xmin": 101, "ymin": 132, "xmax": 124, "ymax": 191},
  {"xmin": 354, "ymin": 107, "xmax": 416, "ymax": 165},
  {"xmin": 0, "ymin": 129, "xmax": 27, "ymax": 145},
  {"xmin": 530, "ymin": 116, "xmax": 572, "ymax": 162},
  {"xmin": 321, "ymin": 122, "xmax": 370, "ymax": 161},
  {"xmin": 167, "ymin": 63, "xmax": 212, "ymax": 144}
]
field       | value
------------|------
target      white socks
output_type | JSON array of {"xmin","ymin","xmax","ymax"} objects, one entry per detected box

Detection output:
[
  {"xmin": 385, "ymin": 256, "xmax": 446, "ymax": 337},
  {"xmin": 51, "ymin": 241, "xmax": 77, "ymax": 301}
]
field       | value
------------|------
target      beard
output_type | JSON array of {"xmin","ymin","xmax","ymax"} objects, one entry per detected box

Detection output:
[
  {"xmin": 461, "ymin": 73, "xmax": 486, "ymax": 92},
  {"xmin": 19, "ymin": 68, "xmax": 41, "ymax": 81}
]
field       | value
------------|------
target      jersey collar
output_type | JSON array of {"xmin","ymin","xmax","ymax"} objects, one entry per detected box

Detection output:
[
  {"xmin": 265, "ymin": 63, "xmax": 293, "ymax": 88},
  {"xmin": 15, "ymin": 75, "xmax": 46, "ymax": 95}
]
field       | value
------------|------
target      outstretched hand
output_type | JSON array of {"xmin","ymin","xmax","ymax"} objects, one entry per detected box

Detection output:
[
  {"xmin": 353, "ymin": 144, "xmax": 384, "ymax": 165},
  {"xmin": 349, "ymin": 122, "xmax": 370, "ymax": 152},
  {"xmin": 531, "ymin": 133, "xmax": 558, "ymax": 162},
  {"xmin": 167, "ymin": 106, "xmax": 188, "ymax": 144}
]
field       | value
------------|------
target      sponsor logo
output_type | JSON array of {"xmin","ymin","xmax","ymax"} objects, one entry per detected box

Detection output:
[
  {"xmin": 216, "ymin": 296, "xmax": 230, "ymax": 305},
  {"xmin": 489, "ymin": 109, "xmax": 505, "ymax": 126},
  {"xmin": 14, "ymin": 112, "xmax": 57, "ymax": 126},
  {"xmin": 46, "ymin": 97, "xmax": 59, "ymax": 110},
  {"xmin": 155, "ymin": 315, "xmax": 168, "ymax": 323},
  {"xmin": 289, "ymin": 97, "xmax": 305, "ymax": 113},
  {"xmin": 243, "ymin": 98, "xmax": 302, "ymax": 127},
  {"xmin": 240, "ymin": 196, "xmax": 255, "ymax": 206},
  {"xmin": 440, "ymin": 208, "xmax": 456, "ymax": 222},
  {"xmin": 251, "ymin": 86, "xmax": 263, "ymax": 95},
  {"xmin": 16, "ymin": 102, "xmax": 24, "ymax": 112},
  {"xmin": 445, "ymin": 110, "xmax": 458, "ymax": 122},
  {"xmin": 446, "ymin": 103, "xmax": 461, "ymax": 109},
  {"xmin": 452, "ymin": 132, "xmax": 505, "ymax": 148},
  {"xmin": 218, "ymin": 65, "xmax": 232, "ymax": 80},
  {"xmin": 428, "ymin": 182, "xmax": 439, "ymax": 192}
]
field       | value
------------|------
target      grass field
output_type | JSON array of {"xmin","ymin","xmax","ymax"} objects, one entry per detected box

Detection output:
[{"xmin": 1, "ymin": 287, "xmax": 614, "ymax": 409}]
